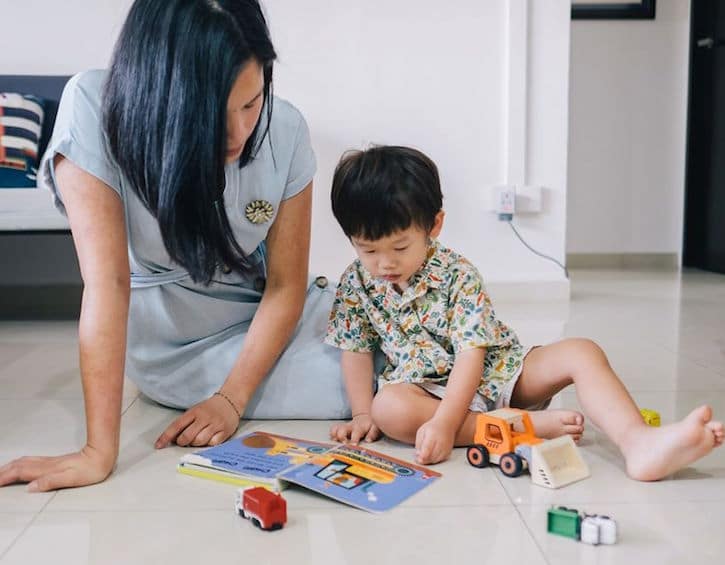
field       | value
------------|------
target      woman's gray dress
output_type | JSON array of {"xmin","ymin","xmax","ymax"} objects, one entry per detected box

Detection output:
[{"xmin": 38, "ymin": 70, "xmax": 349, "ymax": 419}]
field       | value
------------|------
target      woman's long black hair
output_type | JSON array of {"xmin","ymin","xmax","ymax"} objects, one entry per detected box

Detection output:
[{"xmin": 103, "ymin": 0, "xmax": 276, "ymax": 283}]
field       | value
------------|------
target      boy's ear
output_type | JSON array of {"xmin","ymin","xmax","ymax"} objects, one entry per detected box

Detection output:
[{"xmin": 430, "ymin": 210, "xmax": 445, "ymax": 239}]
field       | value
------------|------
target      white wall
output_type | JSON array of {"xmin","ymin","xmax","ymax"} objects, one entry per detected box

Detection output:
[
  {"xmin": 268, "ymin": 0, "xmax": 572, "ymax": 289},
  {"xmin": 567, "ymin": 0, "xmax": 690, "ymax": 256},
  {"xmin": 2, "ymin": 0, "xmax": 572, "ymax": 293},
  {"xmin": 0, "ymin": 0, "xmax": 134, "ymax": 74}
]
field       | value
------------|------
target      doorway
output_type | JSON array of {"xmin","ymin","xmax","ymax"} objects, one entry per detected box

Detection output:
[{"xmin": 683, "ymin": 0, "xmax": 725, "ymax": 273}]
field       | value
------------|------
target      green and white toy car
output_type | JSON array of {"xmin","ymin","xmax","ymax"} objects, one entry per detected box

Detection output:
[{"xmin": 547, "ymin": 506, "xmax": 617, "ymax": 545}]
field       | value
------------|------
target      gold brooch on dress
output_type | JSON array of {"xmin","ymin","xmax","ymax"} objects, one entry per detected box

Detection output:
[{"xmin": 244, "ymin": 200, "xmax": 274, "ymax": 224}]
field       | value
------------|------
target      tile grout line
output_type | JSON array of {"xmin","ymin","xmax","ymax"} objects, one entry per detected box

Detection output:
[
  {"xmin": 121, "ymin": 393, "xmax": 140, "ymax": 416},
  {"xmin": 0, "ymin": 391, "xmax": 140, "ymax": 561},
  {"xmin": 0, "ymin": 492, "xmax": 57, "ymax": 562},
  {"xmin": 651, "ymin": 341, "xmax": 725, "ymax": 376},
  {"xmin": 490, "ymin": 469, "xmax": 552, "ymax": 565}
]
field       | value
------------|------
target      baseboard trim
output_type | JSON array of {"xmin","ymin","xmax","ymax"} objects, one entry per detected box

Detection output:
[
  {"xmin": 0, "ymin": 280, "xmax": 571, "ymax": 320},
  {"xmin": 0, "ymin": 284, "xmax": 82, "ymax": 319},
  {"xmin": 566, "ymin": 253, "xmax": 679, "ymax": 270},
  {"xmin": 486, "ymin": 279, "xmax": 570, "ymax": 302}
]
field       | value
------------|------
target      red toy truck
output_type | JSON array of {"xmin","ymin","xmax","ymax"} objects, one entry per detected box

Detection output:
[{"xmin": 234, "ymin": 486, "xmax": 287, "ymax": 531}]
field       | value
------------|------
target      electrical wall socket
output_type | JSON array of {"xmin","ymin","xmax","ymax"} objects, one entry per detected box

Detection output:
[
  {"xmin": 497, "ymin": 186, "xmax": 515, "ymax": 221},
  {"xmin": 487, "ymin": 185, "xmax": 543, "ymax": 215}
]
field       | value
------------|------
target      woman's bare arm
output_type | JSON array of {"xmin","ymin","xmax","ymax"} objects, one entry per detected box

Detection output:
[
  {"xmin": 156, "ymin": 182, "xmax": 313, "ymax": 447},
  {"xmin": 0, "ymin": 156, "xmax": 130, "ymax": 491},
  {"xmin": 224, "ymin": 182, "xmax": 312, "ymax": 398}
]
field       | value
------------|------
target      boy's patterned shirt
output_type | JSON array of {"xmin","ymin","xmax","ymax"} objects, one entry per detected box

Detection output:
[{"xmin": 325, "ymin": 240, "xmax": 527, "ymax": 403}]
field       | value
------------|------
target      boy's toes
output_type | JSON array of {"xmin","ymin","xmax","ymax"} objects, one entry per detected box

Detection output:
[
  {"xmin": 560, "ymin": 412, "xmax": 580, "ymax": 425},
  {"xmin": 564, "ymin": 426, "xmax": 584, "ymax": 438},
  {"xmin": 690, "ymin": 404, "xmax": 712, "ymax": 425},
  {"xmin": 708, "ymin": 421, "xmax": 725, "ymax": 445},
  {"xmin": 562, "ymin": 412, "xmax": 585, "ymax": 435}
]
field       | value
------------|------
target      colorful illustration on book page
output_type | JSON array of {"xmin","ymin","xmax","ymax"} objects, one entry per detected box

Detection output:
[
  {"xmin": 187, "ymin": 432, "xmax": 331, "ymax": 480},
  {"xmin": 279, "ymin": 443, "xmax": 441, "ymax": 512}
]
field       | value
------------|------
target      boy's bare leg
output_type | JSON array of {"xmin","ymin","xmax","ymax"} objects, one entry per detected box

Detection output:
[
  {"xmin": 512, "ymin": 338, "xmax": 725, "ymax": 481},
  {"xmin": 371, "ymin": 384, "xmax": 478, "ymax": 447},
  {"xmin": 371, "ymin": 383, "xmax": 586, "ymax": 447}
]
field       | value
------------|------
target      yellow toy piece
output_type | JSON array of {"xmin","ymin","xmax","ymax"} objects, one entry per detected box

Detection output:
[{"xmin": 640, "ymin": 408, "xmax": 661, "ymax": 427}]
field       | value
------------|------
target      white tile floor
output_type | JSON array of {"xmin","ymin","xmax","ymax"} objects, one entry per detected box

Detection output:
[{"xmin": 1, "ymin": 268, "xmax": 724, "ymax": 565}]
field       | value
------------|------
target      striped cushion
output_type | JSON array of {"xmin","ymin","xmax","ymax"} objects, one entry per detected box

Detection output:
[{"xmin": 0, "ymin": 93, "xmax": 45, "ymax": 188}]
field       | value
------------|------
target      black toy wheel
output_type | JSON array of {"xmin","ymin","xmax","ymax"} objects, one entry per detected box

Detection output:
[
  {"xmin": 466, "ymin": 445, "xmax": 490, "ymax": 468},
  {"xmin": 499, "ymin": 452, "xmax": 524, "ymax": 477},
  {"xmin": 251, "ymin": 517, "xmax": 262, "ymax": 529}
]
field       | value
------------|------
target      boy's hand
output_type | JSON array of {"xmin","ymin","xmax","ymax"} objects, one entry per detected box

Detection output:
[
  {"xmin": 415, "ymin": 417, "xmax": 456, "ymax": 465},
  {"xmin": 330, "ymin": 414, "xmax": 381, "ymax": 444}
]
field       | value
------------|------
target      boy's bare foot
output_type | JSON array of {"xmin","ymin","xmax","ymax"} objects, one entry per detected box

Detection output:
[
  {"xmin": 622, "ymin": 405, "xmax": 725, "ymax": 481},
  {"xmin": 528, "ymin": 410, "xmax": 585, "ymax": 442}
]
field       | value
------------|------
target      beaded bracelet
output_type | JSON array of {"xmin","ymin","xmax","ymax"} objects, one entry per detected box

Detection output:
[{"xmin": 214, "ymin": 391, "xmax": 241, "ymax": 419}]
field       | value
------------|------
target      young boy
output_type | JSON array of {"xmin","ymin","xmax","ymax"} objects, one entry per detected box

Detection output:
[{"xmin": 324, "ymin": 145, "xmax": 723, "ymax": 481}]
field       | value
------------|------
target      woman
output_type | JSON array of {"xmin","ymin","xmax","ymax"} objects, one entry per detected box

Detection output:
[{"xmin": 0, "ymin": 0, "xmax": 347, "ymax": 492}]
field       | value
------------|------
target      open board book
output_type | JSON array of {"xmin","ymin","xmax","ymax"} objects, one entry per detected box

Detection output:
[{"xmin": 178, "ymin": 431, "xmax": 441, "ymax": 513}]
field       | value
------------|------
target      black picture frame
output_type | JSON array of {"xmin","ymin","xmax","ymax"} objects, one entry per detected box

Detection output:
[{"xmin": 572, "ymin": 0, "xmax": 656, "ymax": 20}]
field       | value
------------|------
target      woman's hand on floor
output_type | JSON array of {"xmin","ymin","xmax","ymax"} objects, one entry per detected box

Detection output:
[
  {"xmin": 0, "ymin": 445, "xmax": 116, "ymax": 492},
  {"xmin": 155, "ymin": 394, "xmax": 241, "ymax": 449}
]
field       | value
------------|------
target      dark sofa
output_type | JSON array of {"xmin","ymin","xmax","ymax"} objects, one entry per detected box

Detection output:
[{"xmin": 0, "ymin": 74, "xmax": 80, "ymax": 319}]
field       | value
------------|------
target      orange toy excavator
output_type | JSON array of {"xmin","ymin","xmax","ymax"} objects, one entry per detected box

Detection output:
[{"xmin": 466, "ymin": 408, "xmax": 590, "ymax": 489}]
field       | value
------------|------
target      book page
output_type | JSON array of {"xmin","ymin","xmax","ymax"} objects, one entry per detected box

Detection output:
[
  {"xmin": 278, "ymin": 443, "xmax": 441, "ymax": 513},
  {"xmin": 179, "ymin": 432, "xmax": 334, "ymax": 480}
]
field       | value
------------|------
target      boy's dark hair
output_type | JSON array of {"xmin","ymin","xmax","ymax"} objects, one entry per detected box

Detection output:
[
  {"xmin": 330, "ymin": 146, "xmax": 443, "ymax": 240},
  {"xmin": 103, "ymin": 0, "xmax": 276, "ymax": 284}
]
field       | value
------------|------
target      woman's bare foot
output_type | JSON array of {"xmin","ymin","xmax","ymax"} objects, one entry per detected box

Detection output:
[
  {"xmin": 622, "ymin": 405, "xmax": 724, "ymax": 481},
  {"xmin": 527, "ymin": 410, "xmax": 585, "ymax": 442}
]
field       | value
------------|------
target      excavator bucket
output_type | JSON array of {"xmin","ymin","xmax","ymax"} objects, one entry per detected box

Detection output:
[{"xmin": 529, "ymin": 435, "xmax": 590, "ymax": 489}]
